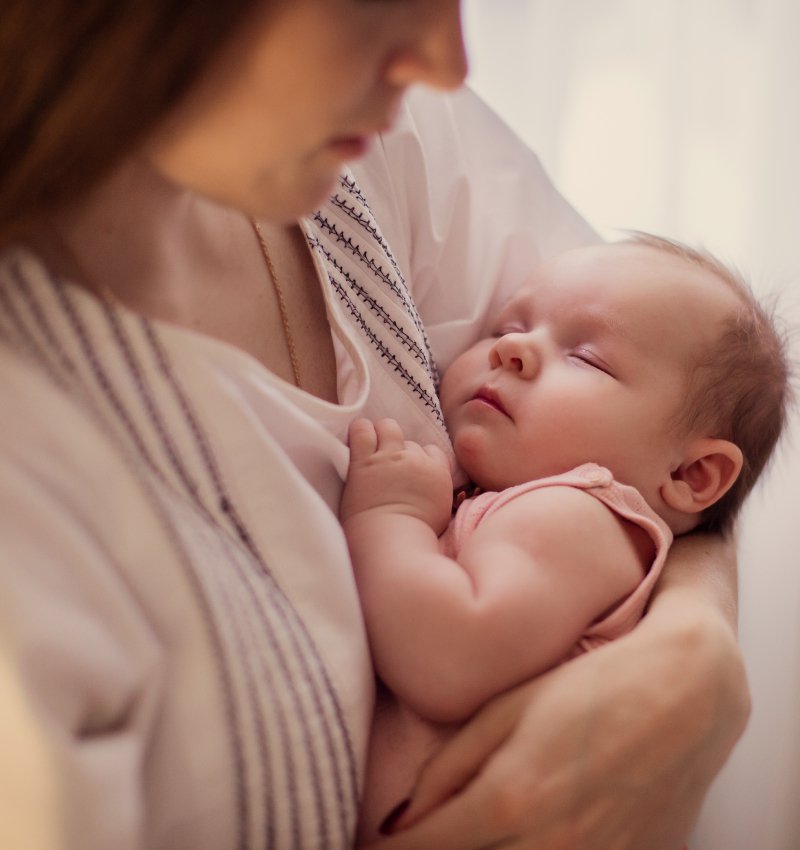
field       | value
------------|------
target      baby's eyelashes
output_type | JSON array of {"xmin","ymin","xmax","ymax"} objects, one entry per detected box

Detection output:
[{"xmin": 567, "ymin": 347, "xmax": 615, "ymax": 376}]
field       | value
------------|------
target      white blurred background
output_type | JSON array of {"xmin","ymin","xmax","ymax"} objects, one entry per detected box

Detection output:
[{"xmin": 463, "ymin": 1, "xmax": 800, "ymax": 848}]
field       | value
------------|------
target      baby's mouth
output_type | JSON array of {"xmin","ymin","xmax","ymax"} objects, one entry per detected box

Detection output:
[{"xmin": 471, "ymin": 386, "xmax": 510, "ymax": 418}]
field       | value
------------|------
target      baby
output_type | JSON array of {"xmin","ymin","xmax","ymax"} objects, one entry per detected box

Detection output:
[{"xmin": 340, "ymin": 234, "xmax": 791, "ymax": 840}]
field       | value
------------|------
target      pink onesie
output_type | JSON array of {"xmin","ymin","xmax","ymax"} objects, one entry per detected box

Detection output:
[{"xmin": 440, "ymin": 463, "xmax": 674, "ymax": 655}]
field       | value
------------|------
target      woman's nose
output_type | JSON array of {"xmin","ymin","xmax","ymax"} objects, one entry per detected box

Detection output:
[
  {"xmin": 488, "ymin": 333, "xmax": 540, "ymax": 379},
  {"xmin": 385, "ymin": 1, "xmax": 469, "ymax": 91}
]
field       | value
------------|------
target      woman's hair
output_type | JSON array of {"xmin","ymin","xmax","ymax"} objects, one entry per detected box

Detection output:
[
  {"xmin": 624, "ymin": 231, "xmax": 794, "ymax": 535},
  {"xmin": 0, "ymin": 0, "xmax": 264, "ymax": 245}
]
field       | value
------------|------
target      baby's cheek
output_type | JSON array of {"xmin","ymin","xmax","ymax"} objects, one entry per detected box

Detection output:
[{"xmin": 451, "ymin": 427, "xmax": 498, "ymax": 487}]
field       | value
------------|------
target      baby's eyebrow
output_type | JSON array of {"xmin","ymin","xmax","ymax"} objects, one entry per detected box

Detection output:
[
  {"xmin": 493, "ymin": 292, "xmax": 637, "ymax": 346},
  {"xmin": 579, "ymin": 306, "xmax": 632, "ymax": 341},
  {"xmin": 494, "ymin": 291, "xmax": 534, "ymax": 324}
]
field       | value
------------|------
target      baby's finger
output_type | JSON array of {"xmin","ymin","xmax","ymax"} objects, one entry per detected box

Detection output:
[
  {"xmin": 422, "ymin": 444, "xmax": 451, "ymax": 470},
  {"xmin": 348, "ymin": 418, "xmax": 378, "ymax": 460},
  {"xmin": 402, "ymin": 440, "xmax": 427, "ymax": 456},
  {"xmin": 374, "ymin": 418, "xmax": 406, "ymax": 452}
]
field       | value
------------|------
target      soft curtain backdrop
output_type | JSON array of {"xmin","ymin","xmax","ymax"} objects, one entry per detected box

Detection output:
[{"xmin": 463, "ymin": 1, "xmax": 800, "ymax": 848}]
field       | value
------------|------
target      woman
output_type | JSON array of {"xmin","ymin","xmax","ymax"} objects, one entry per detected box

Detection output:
[{"xmin": 0, "ymin": 1, "xmax": 748, "ymax": 848}]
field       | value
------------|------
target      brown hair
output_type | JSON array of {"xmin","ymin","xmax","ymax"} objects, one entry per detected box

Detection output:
[
  {"xmin": 624, "ymin": 232, "xmax": 793, "ymax": 535},
  {"xmin": 0, "ymin": 0, "xmax": 265, "ymax": 245}
]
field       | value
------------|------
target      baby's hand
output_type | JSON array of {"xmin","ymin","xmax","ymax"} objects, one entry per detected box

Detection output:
[{"xmin": 340, "ymin": 418, "xmax": 453, "ymax": 534}]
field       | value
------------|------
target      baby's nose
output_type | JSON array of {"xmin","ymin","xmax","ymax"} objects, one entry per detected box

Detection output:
[{"xmin": 489, "ymin": 333, "xmax": 540, "ymax": 378}]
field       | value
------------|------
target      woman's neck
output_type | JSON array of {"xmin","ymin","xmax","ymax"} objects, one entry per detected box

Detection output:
[
  {"xmin": 38, "ymin": 157, "xmax": 233, "ymax": 313},
  {"xmin": 31, "ymin": 156, "xmax": 339, "ymax": 401}
]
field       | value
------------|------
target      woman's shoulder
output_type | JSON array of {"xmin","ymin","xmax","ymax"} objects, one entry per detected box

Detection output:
[
  {"xmin": 0, "ymin": 251, "xmax": 105, "ymax": 462},
  {"xmin": 0, "ymin": 338, "xmax": 148, "ymax": 550},
  {"xmin": 0, "ymin": 251, "xmax": 156, "ymax": 533}
]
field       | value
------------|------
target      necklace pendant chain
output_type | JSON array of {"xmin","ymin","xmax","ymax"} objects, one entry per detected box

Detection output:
[{"xmin": 251, "ymin": 219, "xmax": 303, "ymax": 389}]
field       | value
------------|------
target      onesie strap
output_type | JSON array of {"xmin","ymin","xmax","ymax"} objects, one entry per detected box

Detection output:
[{"xmin": 442, "ymin": 464, "xmax": 674, "ymax": 654}]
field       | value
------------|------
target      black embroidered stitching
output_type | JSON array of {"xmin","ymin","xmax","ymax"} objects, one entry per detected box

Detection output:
[
  {"xmin": 309, "ymin": 236, "xmax": 428, "ymax": 367},
  {"xmin": 315, "ymin": 212, "xmax": 406, "ymax": 294},
  {"xmin": 312, "ymin": 204, "xmax": 440, "ymax": 387},
  {"xmin": 331, "ymin": 184, "xmax": 404, "ymax": 280},
  {"xmin": 339, "ymin": 173, "xmax": 370, "ymax": 207},
  {"xmin": 313, "ymin": 212, "xmax": 420, "ymax": 331},
  {"xmin": 327, "ymin": 273, "xmax": 445, "ymax": 425}
]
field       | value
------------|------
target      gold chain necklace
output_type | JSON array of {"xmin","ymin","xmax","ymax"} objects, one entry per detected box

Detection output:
[{"xmin": 250, "ymin": 219, "xmax": 303, "ymax": 389}]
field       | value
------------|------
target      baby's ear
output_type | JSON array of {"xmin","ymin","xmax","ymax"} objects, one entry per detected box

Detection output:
[{"xmin": 661, "ymin": 438, "xmax": 744, "ymax": 515}]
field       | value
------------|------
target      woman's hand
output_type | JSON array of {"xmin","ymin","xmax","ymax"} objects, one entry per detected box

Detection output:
[{"xmin": 358, "ymin": 533, "xmax": 750, "ymax": 850}]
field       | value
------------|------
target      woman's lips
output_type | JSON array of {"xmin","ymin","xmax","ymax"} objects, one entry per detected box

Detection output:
[
  {"xmin": 327, "ymin": 108, "xmax": 400, "ymax": 161},
  {"xmin": 326, "ymin": 135, "xmax": 371, "ymax": 159}
]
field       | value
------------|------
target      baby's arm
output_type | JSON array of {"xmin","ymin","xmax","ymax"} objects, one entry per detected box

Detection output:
[{"xmin": 341, "ymin": 419, "xmax": 648, "ymax": 724}]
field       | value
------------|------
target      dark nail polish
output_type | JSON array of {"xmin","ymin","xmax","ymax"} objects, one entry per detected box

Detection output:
[{"xmin": 378, "ymin": 798, "xmax": 410, "ymax": 835}]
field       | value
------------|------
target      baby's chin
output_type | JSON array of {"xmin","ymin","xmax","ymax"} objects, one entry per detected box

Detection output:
[
  {"xmin": 451, "ymin": 463, "xmax": 471, "ymax": 489},
  {"xmin": 451, "ymin": 431, "xmax": 565, "ymax": 491},
  {"xmin": 459, "ymin": 457, "xmax": 597, "ymax": 492},
  {"xmin": 455, "ymin": 460, "xmax": 518, "ymax": 493},
  {"xmin": 450, "ymin": 433, "xmax": 505, "ymax": 489}
]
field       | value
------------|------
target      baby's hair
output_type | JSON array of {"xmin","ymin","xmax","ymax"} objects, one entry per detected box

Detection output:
[{"xmin": 622, "ymin": 231, "xmax": 793, "ymax": 535}]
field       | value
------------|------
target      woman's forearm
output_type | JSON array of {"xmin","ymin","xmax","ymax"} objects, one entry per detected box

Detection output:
[
  {"xmin": 631, "ymin": 531, "xmax": 750, "ymax": 777},
  {"xmin": 651, "ymin": 531, "xmax": 740, "ymax": 630},
  {"xmin": 363, "ymin": 533, "xmax": 751, "ymax": 850}
]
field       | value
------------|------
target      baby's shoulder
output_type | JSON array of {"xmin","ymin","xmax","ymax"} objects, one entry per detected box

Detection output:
[{"xmin": 475, "ymin": 481, "xmax": 651, "ymax": 586}]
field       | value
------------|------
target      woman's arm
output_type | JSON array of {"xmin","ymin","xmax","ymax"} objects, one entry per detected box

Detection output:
[
  {"xmin": 0, "ymin": 639, "xmax": 64, "ymax": 850},
  {"xmin": 359, "ymin": 533, "xmax": 749, "ymax": 849},
  {"xmin": 0, "ymin": 410, "xmax": 175, "ymax": 850}
]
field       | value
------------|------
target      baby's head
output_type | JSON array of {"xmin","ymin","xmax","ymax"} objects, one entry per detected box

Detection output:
[
  {"xmin": 440, "ymin": 235, "xmax": 791, "ymax": 535},
  {"xmin": 627, "ymin": 233, "xmax": 790, "ymax": 533}
]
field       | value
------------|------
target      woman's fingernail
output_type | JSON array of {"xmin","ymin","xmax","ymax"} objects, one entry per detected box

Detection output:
[{"xmin": 378, "ymin": 798, "xmax": 410, "ymax": 835}]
